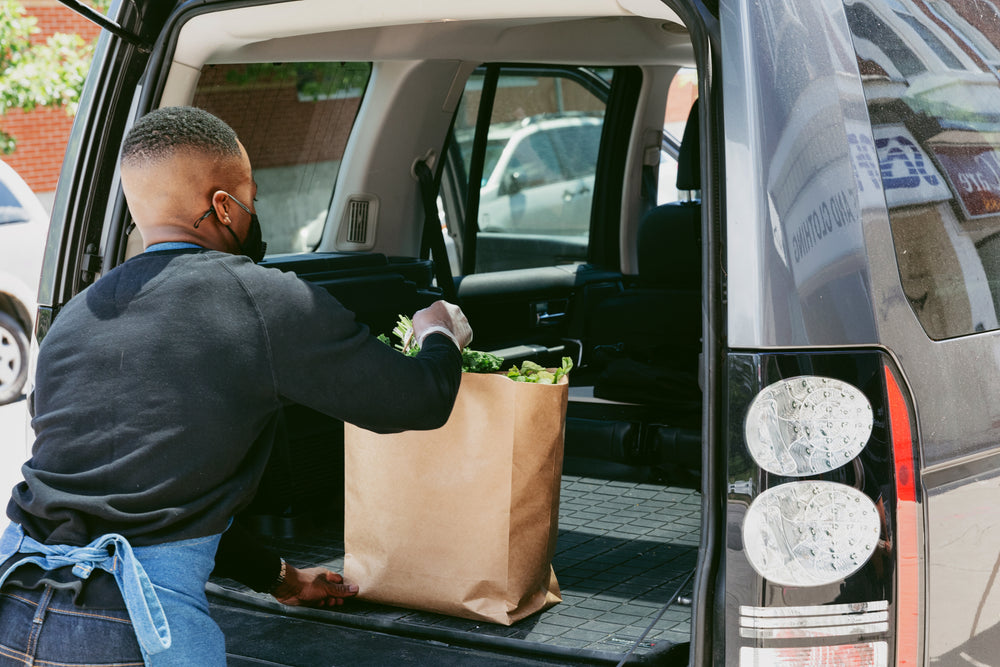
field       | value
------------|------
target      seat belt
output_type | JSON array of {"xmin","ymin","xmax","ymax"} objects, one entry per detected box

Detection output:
[{"xmin": 415, "ymin": 159, "xmax": 459, "ymax": 304}]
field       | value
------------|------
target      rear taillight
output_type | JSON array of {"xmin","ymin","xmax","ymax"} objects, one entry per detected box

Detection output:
[
  {"xmin": 741, "ymin": 480, "xmax": 882, "ymax": 587},
  {"xmin": 884, "ymin": 366, "xmax": 920, "ymax": 666},
  {"xmin": 726, "ymin": 352, "xmax": 922, "ymax": 667},
  {"xmin": 744, "ymin": 375, "xmax": 874, "ymax": 477},
  {"xmin": 740, "ymin": 642, "xmax": 887, "ymax": 666}
]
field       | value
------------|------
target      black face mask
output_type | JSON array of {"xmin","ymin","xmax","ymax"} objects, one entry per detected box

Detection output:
[{"xmin": 195, "ymin": 193, "xmax": 267, "ymax": 263}]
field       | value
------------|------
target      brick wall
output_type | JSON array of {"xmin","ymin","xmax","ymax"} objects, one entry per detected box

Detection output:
[
  {"xmin": 192, "ymin": 64, "xmax": 361, "ymax": 169},
  {"xmin": 665, "ymin": 71, "xmax": 698, "ymax": 126},
  {"xmin": 2, "ymin": 1, "xmax": 101, "ymax": 194}
]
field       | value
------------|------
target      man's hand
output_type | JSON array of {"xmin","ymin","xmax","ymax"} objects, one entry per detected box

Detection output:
[
  {"xmin": 272, "ymin": 564, "xmax": 359, "ymax": 608},
  {"xmin": 413, "ymin": 300, "xmax": 473, "ymax": 350}
]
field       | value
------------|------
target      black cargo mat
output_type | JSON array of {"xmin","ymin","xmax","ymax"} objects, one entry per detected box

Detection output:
[{"xmin": 209, "ymin": 475, "xmax": 699, "ymax": 661}]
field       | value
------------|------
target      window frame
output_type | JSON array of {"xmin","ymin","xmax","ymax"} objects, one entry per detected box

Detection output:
[{"xmin": 440, "ymin": 63, "xmax": 642, "ymax": 276}]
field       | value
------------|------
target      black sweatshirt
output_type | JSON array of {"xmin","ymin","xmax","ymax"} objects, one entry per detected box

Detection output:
[{"xmin": 7, "ymin": 249, "xmax": 462, "ymax": 571}]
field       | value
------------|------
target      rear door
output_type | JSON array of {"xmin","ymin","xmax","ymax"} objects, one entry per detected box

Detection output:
[
  {"xmin": 439, "ymin": 64, "xmax": 637, "ymax": 365},
  {"xmin": 719, "ymin": 0, "xmax": 1000, "ymax": 664},
  {"xmin": 33, "ymin": 1, "xmax": 179, "ymax": 339}
]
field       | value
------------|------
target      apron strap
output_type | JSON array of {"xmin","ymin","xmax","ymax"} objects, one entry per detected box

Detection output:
[{"xmin": 0, "ymin": 523, "xmax": 171, "ymax": 656}]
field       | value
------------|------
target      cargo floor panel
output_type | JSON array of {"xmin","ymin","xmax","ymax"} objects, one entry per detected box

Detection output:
[{"xmin": 209, "ymin": 475, "xmax": 699, "ymax": 660}]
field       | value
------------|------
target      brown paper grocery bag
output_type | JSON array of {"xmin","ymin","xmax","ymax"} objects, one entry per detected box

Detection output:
[{"xmin": 343, "ymin": 371, "xmax": 566, "ymax": 625}]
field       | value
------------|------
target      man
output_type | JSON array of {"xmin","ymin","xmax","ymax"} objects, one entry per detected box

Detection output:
[{"xmin": 0, "ymin": 106, "xmax": 472, "ymax": 665}]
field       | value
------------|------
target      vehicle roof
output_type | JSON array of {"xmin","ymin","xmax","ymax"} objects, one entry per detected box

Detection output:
[{"xmin": 157, "ymin": 0, "xmax": 693, "ymax": 86}]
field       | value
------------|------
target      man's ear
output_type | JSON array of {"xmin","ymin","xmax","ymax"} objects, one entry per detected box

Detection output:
[{"xmin": 211, "ymin": 190, "xmax": 233, "ymax": 227}]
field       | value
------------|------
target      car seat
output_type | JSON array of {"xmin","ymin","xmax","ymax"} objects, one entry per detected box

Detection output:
[{"xmin": 587, "ymin": 99, "xmax": 702, "ymax": 419}]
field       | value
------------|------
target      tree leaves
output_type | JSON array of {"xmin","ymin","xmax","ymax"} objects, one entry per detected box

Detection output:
[{"xmin": 0, "ymin": 0, "xmax": 105, "ymax": 154}]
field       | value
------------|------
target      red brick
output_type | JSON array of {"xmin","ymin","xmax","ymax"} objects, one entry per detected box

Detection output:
[{"xmin": 2, "ymin": 2, "xmax": 100, "ymax": 191}]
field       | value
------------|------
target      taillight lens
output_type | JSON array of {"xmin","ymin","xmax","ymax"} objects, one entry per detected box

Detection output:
[
  {"xmin": 726, "ymin": 352, "xmax": 922, "ymax": 667},
  {"xmin": 745, "ymin": 376, "xmax": 873, "ymax": 476},
  {"xmin": 739, "ymin": 642, "xmax": 888, "ymax": 666},
  {"xmin": 742, "ymin": 480, "xmax": 881, "ymax": 587}
]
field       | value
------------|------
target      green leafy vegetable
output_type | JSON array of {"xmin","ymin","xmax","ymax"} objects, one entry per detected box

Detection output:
[
  {"xmin": 378, "ymin": 315, "xmax": 571, "ymax": 382},
  {"xmin": 461, "ymin": 348, "xmax": 504, "ymax": 373},
  {"xmin": 506, "ymin": 357, "xmax": 573, "ymax": 384},
  {"xmin": 378, "ymin": 314, "xmax": 504, "ymax": 373}
]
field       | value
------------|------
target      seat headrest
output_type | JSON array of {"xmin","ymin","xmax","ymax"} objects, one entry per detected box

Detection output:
[{"xmin": 675, "ymin": 99, "xmax": 700, "ymax": 192}]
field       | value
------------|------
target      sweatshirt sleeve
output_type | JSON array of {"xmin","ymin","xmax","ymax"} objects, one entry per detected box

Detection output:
[
  {"xmin": 212, "ymin": 520, "xmax": 283, "ymax": 593},
  {"xmin": 235, "ymin": 261, "xmax": 463, "ymax": 432}
]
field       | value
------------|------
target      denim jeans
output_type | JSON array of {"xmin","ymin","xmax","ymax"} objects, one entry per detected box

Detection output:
[
  {"xmin": 0, "ymin": 583, "xmax": 145, "ymax": 666},
  {"xmin": 0, "ymin": 524, "xmax": 226, "ymax": 666}
]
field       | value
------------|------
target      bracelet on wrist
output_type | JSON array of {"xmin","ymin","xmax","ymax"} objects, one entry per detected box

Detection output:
[{"xmin": 271, "ymin": 558, "xmax": 287, "ymax": 593}]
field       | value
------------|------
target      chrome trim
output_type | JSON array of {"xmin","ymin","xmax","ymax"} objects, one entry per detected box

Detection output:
[
  {"xmin": 741, "ymin": 611, "xmax": 887, "ymax": 629},
  {"xmin": 740, "ymin": 622, "xmax": 889, "ymax": 639},
  {"xmin": 739, "ymin": 600, "xmax": 888, "ymax": 617},
  {"xmin": 739, "ymin": 601, "xmax": 889, "ymax": 639}
]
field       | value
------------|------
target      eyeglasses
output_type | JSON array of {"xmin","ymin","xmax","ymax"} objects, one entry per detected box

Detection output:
[{"xmin": 193, "ymin": 192, "xmax": 252, "ymax": 228}]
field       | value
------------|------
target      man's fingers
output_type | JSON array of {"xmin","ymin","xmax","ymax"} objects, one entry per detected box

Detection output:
[
  {"xmin": 316, "ymin": 572, "xmax": 358, "ymax": 598},
  {"xmin": 412, "ymin": 300, "xmax": 473, "ymax": 349},
  {"xmin": 335, "ymin": 582, "xmax": 360, "ymax": 597}
]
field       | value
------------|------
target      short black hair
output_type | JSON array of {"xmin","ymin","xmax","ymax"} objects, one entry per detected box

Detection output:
[{"xmin": 121, "ymin": 106, "xmax": 241, "ymax": 167}]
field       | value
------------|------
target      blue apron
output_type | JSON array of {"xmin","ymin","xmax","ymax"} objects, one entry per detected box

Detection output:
[{"xmin": 0, "ymin": 522, "xmax": 224, "ymax": 665}]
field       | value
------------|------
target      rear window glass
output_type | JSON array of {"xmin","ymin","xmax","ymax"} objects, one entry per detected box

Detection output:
[
  {"xmin": 193, "ymin": 62, "xmax": 372, "ymax": 256},
  {"xmin": 846, "ymin": 1, "xmax": 1000, "ymax": 339}
]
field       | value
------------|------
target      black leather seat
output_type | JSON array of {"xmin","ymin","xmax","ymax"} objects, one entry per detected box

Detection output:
[
  {"xmin": 562, "ymin": 101, "xmax": 703, "ymax": 487},
  {"xmin": 588, "ymin": 100, "xmax": 702, "ymax": 409}
]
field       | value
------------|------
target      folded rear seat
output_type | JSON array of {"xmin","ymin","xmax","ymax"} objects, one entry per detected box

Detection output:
[{"xmin": 564, "ymin": 101, "xmax": 702, "ymax": 487}]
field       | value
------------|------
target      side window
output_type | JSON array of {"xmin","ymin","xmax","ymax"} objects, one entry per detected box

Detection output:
[
  {"xmin": 193, "ymin": 62, "xmax": 373, "ymax": 256},
  {"xmin": 846, "ymin": 1, "xmax": 1000, "ymax": 339},
  {"xmin": 442, "ymin": 66, "xmax": 611, "ymax": 273}
]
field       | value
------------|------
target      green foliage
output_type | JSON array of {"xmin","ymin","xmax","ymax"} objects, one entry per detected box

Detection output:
[
  {"xmin": 378, "ymin": 316, "xmax": 572, "ymax": 381},
  {"xmin": 221, "ymin": 62, "xmax": 372, "ymax": 101},
  {"xmin": 461, "ymin": 348, "xmax": 504, "ymax": 374},
  {"xmin": 506, "ymin": 357, "xmax": 573, "ymax": 384},
  {"xmin": 297, "ymin": 62, "xmax": 372, "ymax": 100},
  {"xmin": 379, "ymin": 314, "xmax": 505, "ymax": 374},
  {"xmin": 0, "ymin": 0, "xmax": 107, "ymax": 154}
]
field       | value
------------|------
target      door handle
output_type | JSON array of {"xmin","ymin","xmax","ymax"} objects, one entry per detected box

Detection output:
[{"xmin": 533, "ymin": 300, "xmax": 567, "ymax": 326}]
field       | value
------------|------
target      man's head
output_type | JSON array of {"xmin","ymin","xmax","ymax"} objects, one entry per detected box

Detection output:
[
  {"xmin": 121, "ymin": 105, "xmax": 242, "ymax": 169},
  {"xmin": 120, "ymin": 106, "xmax": 260, "ymax": 256}
]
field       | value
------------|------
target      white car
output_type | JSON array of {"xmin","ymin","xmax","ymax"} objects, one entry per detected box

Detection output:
[
  {"xmin": 476, "ymin": 114, "xmax": 602, "ymax": 235},
  {"xmin": 0, "ymin": 160, "xmax": 48, "ymax": 405}
]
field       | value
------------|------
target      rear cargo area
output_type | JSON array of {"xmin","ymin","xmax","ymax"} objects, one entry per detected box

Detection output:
[
  {"xmin": 201, "ymin": 254, "xmax": 703, "ymax": 662},
  {"xmin": 208, "ymin": 471, "xmax": 699, "ymax": 663}
]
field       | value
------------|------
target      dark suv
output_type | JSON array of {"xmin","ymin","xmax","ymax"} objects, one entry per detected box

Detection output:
[{"xmin": 29, "ymin": 0, "xmax": 1000, "ymax": 664}]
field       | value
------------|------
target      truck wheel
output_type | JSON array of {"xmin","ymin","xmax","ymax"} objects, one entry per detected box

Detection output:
[{"xmin": 0, "ymin": 311, "xmax": 28, "ymax": 405}]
